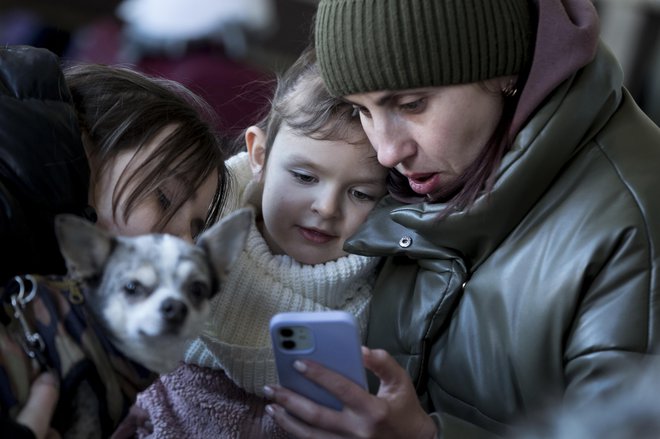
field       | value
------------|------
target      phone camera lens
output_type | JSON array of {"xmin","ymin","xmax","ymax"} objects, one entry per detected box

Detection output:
[
  {"xmin": 280, "ymin": 328, "xmax": 294, "ymax": 338},
  {"xmin": 282, "ymin": 340, "xmax": 296, "ymax": 350}
]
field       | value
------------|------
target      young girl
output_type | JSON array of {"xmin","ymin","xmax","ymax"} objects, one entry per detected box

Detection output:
[
  {"xmin": 118, "ymin": 48, "xmax": 388, "ymax": 438},
  {"xmin": 64, "ymin": 62, "xmax": 227, "ymax": 242}
]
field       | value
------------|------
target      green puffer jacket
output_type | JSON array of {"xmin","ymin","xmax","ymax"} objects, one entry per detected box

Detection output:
[{"xmin": 345, "ymin": 45, "xmax": 660, "ymax": 438}]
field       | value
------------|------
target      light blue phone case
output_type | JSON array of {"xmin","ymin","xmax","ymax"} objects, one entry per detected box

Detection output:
[{"xmin": 270, "ymin": 311, "xmax": 367, "ymax": 410}]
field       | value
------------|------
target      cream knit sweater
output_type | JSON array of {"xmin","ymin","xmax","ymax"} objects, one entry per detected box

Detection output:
[{"xmin": 185, "ymin": 152, "xmax": 379, "ymax": 396}]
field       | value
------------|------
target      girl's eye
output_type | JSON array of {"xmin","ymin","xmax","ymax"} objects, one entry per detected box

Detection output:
[
  {"xmin": 352, "ymin": 105, "xmax": 371, "ymax": 119},
  {"xmin": 290, "ymin": 170, "xmax": 316, "ymax": 184},
  {"xmin": 350, "ymin": 189, "xmax": 376, "ymax": 202},
  {"xmin": 156, "ymin": 188, "xmax": 172, "ymax": 210}
]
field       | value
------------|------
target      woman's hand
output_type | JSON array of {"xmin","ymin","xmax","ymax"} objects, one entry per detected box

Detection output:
[
  {"xmin": 264, "ymin": 347, "xmax": 437, "ymax": 438},
  {"xmin": 16, "ymin": 372, "xmax": 61, "ymax": 439}
]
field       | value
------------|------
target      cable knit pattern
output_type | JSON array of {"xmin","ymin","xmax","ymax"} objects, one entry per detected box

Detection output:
[{"xmin": 185, "ymin": 216, "xmax": 377, "ymax": 395}]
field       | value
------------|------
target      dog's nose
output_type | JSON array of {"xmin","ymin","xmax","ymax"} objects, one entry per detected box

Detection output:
[{"xmin": 160, "ymin": 298, "xmax": 188, "ymax": 325}]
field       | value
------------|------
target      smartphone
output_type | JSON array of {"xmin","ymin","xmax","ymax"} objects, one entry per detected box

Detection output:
[{"xmin": 270, "ymin": 311, "xmax": 368, "ymax": 411}]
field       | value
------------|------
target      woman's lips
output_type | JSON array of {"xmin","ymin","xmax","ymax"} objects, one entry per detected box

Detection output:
[
  {"xmin": 407, "ymin": 173, "xmax": 441, "ymax": 195},
  {"xmin": 298, "ymin": 227, "xmax": 335, "ymax": 244}
]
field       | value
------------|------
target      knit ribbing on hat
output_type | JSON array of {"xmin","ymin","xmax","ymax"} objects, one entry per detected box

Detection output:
[{"xmin": 315, "ymin": 0, "xmax": 531, "ymax": 96}]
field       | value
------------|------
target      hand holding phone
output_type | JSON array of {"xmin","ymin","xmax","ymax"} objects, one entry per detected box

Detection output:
[{"xmin": 270, "ymin": 311, "xmax": 368, "ymax": 410}]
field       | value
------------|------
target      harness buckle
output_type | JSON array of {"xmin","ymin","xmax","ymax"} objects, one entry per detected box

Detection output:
[{"xmin": 10, "ymin": 275, "xmax": 48, "ymax": 366}]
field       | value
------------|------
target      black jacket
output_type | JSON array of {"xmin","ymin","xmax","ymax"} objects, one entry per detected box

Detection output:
[{"xmin": 0, "ymin": 46, "xmax": 92, "ymax": 284}]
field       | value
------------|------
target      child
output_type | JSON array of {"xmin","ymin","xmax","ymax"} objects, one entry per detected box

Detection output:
[
  {"xmin": 119, "ymin": 48, "xmax": 388, "ymax": 438},
  {"xmin": 64, "ymin": 62, "xmax": 228, "ymax": 242}
]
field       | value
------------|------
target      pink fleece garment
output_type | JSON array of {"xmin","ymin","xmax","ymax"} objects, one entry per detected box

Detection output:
[{"xmin": 114, "ymin": 363, "xmax": 289, "ymax": 439}]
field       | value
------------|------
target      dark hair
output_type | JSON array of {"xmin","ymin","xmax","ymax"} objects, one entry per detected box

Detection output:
[
  {"xmin": 63, "ymin": 63, "xmax": 228, "ymax": 231},
  {"xmin": 244, "ymin": 46, "xmax": 366, "ymax": 163},
  {"xmin": 388, "ymin": 78, "xmax": 524, "ymax": 215}
]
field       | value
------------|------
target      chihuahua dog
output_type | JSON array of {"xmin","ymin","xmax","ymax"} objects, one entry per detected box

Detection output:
[{"xmin": 0, "ymin": 208, "xmax": 251, "ymax": 438}]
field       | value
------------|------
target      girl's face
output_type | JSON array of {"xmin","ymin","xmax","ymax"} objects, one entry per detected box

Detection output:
[
  {"xmin": 247, "ymin": 124, "xmax": 388, "ymax": 265},
  {"xmin": 92, "ymin": 126, "xmax": 217, "ymax": 243},
  {"xmin": 345, "ymin": 79, "xmax": 507, "ymax": 199}
]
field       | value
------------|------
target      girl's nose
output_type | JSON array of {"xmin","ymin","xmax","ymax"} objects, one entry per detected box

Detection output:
[{"xmin": 311, "ymin": 188, "xmax": 341, "ymax": 219}]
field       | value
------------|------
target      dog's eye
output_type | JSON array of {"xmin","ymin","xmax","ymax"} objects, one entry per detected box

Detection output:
[
  {"xmin": 189, "ymin": 281, "xmax": 210, "ymax": 299},
  {"xmin": 124, "ymin": 281, "xmax": 142, "ymax": 296}
]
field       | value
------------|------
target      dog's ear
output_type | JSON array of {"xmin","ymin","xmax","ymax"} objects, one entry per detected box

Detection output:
[
  {"xmin": 54, "ymin": 214, "xmax": 115, "ymax": 282},
  {"xmin": 197, "ymin": 208, "xmax": 251, "ymax": 279}
]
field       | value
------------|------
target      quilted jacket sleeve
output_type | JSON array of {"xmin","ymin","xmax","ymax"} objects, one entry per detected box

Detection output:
[{"xmin": 0, "ymin": 45, "xmax": 91, "ymax": 283}]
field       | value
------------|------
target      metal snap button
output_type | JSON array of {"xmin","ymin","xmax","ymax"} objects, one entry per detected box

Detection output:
[{"xmin": 398, "ymin": 236, "xmax": 412, "ymax": 248}]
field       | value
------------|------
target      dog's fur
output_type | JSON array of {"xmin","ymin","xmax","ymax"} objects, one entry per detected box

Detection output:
[
  {"xmin": 56, "ymin": 208, "xmax": 251, "ymax": 375},
  {"xmin": 0, "ymin": 208, "xmax": 251, "ymax": 437}
]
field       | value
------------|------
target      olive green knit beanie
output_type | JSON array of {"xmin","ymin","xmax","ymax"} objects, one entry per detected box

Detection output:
[{"xmin": 315, "ymin": 0, "xmax": 532, "ymax": 97}]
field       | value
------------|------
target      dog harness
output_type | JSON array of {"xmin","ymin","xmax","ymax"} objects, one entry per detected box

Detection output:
[{"xmin": 0, "ymin": 274, "xmax": 157, "ymax": 435}]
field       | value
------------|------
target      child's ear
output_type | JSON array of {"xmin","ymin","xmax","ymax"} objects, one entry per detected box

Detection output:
[{"xmin": 245, "ymin": 126, "xmax": 267, "ymax": 178}]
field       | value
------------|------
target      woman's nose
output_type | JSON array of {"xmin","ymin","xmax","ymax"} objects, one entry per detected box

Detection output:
[{"xmin": 369, "ymin": 119, "xmax": 414, "ymax": 168}]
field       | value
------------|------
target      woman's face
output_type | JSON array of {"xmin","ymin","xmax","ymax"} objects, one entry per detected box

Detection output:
[
  {"xmin": 247, "ymin": 124, "xmax": 388, "ymax": 265},
  {"xmin": 346, "ymin": 80, "xmax": 506, "ymax": 199},
  {"xmin": 92, "ymin": 126, "xmax": 217, "ymax": 243}
]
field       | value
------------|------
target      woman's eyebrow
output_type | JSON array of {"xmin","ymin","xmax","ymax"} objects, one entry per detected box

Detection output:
[
  {"xmin": 343, "ymin": 93, "xmax": 398, "ymax": 107},
  {"xmin": 345, "ymin": 92, "xmax": 420, "ymax": 107}
]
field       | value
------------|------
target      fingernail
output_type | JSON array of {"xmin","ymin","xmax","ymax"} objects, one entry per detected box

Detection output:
[
  {"xmin": 263, "ymin": 385, "xmax": 274, "ymax": 398},
  {"xmin": 37, "ymin": 371, "xmax": 60, "ymax": 388},
  {"xmin": 265, "ymin": 404, "xmax": 275, "ymax": 416},
  {"xmin": 293, "ymin": 360, "xmax": 307, "ymax": 373}
]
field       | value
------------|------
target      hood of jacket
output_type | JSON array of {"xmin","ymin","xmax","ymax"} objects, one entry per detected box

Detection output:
[{"xmin": 0, "ymin": 46, "xmax": 89, "ymax": 212}]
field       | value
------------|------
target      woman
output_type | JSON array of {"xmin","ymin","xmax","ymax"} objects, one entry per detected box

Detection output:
[
  {"xmin": 263, "ymin": 0, "xmax": 660, "ymax": 438},
  {"xmin": 0, "ymin": 45, "xmax": 228, "ymax": 438}
]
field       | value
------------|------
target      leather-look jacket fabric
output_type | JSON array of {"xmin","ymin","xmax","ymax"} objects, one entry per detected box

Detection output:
[
  {"xmin": 0, "ymin": 46, "xmax": 91, "ymax": 284},
  {"xmin": 346, "ymin": 42, "xmax": 660, "ymax": 437}
]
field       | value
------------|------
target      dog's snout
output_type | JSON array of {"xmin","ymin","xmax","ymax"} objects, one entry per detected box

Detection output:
[{"xmin": 160, "ymin": 298, "xmax": 188, "ymax": 325}]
